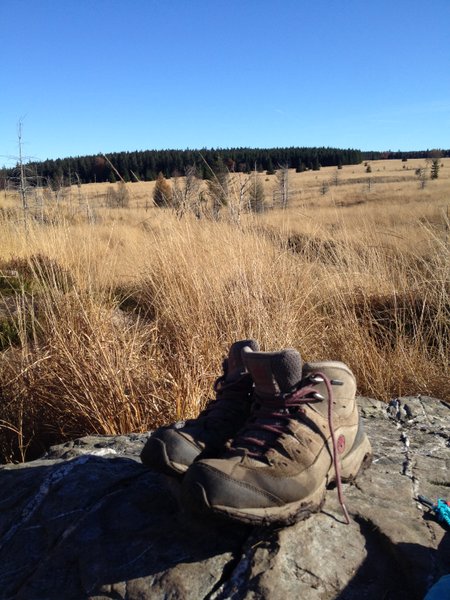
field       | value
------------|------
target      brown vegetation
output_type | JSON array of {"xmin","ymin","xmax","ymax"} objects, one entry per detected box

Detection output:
[{"xmin": 0, "ymin": 159, "xmax": 449, "ymax": 462}]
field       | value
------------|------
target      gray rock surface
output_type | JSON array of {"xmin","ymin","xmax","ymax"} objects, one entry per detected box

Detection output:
[{"xmin": 0, "ymin": 396, "xmax": 448, "ymax": 600}]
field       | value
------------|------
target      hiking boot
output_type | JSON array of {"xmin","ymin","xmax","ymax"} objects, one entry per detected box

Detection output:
[
  {"xmin": 182, "ymin": 348, "xmax": 372, "ymax": 525},
  {"xmin": 140, "ymin": 339, "xmax": 259, "ymax": 476}
]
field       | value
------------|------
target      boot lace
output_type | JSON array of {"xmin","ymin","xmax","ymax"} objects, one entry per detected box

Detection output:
[
  {"xmin": 228, "ymin": 372, "xmax": 351, "ymax": 524},
  {"xmin": 203, "ymin": 376, "xmax": 252, "ymax": 428},
  {"xmin": 189, "ymin": 360, "xmax": 253, "ymax": 432}
]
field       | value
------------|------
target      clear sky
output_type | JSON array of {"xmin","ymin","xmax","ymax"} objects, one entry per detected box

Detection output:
[{"xmin": 1, "ymin": 0, "xmax": 449, "ymax": 165}]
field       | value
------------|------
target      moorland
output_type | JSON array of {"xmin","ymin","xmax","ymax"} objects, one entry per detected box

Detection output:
[{"xmin": 0, "ymin": 157, "xmax": 448, "ymax": 462}]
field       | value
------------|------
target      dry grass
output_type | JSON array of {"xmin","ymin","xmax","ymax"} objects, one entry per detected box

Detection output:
[{"xmin": 0, "ymin": 159, "xmax": 449, "ymax": 462}]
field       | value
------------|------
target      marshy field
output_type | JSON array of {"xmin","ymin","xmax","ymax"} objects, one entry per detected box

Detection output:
[{"xmin": 0, "ymin": 158, "xmax": 449, "ymax": 462}]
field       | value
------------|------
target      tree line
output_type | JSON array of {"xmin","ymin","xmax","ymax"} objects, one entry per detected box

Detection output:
[
  {"xmin": 362, "ymin": 149, "xmax": 450, "ymax": 161},
  {"xmin": 1, "ymin": 146, "xmax": 363, "ymax": 188},
  {"xmin": 2, "ymin": 146, "xmax": 448, "ymax": 191}
]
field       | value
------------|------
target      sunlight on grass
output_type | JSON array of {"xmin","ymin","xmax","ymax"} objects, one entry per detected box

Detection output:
[{"xmin": 0, "ymin": 159, "xmax": 449, "ymax": 462}]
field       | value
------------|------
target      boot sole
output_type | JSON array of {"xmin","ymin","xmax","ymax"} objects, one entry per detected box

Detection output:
[{"xmin": 188, "ymin": 434, "xmax": 373, "ymax": 527}]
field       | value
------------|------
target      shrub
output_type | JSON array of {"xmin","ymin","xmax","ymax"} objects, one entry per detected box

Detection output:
[{"xmin": 153, "ymin": 172, "xmax": 173, "ymax": 207}]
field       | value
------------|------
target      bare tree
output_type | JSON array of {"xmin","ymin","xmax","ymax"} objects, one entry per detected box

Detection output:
[
  {"xmin": 106, "ymin": 185, "xmax": 118, "ymax": 207},
  {"xmin": 331, "ymin": 168, "xmax": 340, "ymax": 187},
  {"xmin": 17, "ymin": 121, "xmax": 29, "ymax": 222},
  {"xmin": 172, "ymin": 165, "xmax": 203, "ymax": 218},
  {"xmin": 206, "ymin": 163, "xmax": 229, "ymax": 220},
  {"xmin": 6, "ymin": 121, "xmax": 45, "ymax": 228},
  {"xmin": 106, "ymin": 181, "xmax": 129, "ymax": 208},
  {"xmin": 415, "ymin": 166, "xmax": 428, "ymax": 189},
  {"xmin": 221, "ymin": 172, "xmax": 251, "ymax": 224},
  {"xmin": 247, "ymin": 170, "xmax": 265, "ymax": 214},
  {"xmin": 172, "ymin": 175, "xmax": 182, "ymax": 214},
  {"xmin": 274, "ymin": 164, "xmax": 289, "ymax": 209}
]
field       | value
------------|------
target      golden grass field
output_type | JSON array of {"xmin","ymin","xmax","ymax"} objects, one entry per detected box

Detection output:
[{"xmin": 0, "ymin": 157, "xmax": 449, "ymax": 462}]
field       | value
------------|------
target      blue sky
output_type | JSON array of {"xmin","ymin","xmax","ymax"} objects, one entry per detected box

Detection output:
[{"xmin": 1, "ymin": 0, "xmax": 449, "ymax": 165}]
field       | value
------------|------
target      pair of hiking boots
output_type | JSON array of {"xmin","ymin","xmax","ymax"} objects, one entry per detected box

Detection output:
[{"xmin": 141, "ymin": 340, "xmax": 372, "ymax": 526}]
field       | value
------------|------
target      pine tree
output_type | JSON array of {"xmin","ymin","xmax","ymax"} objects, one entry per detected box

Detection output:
[
  {"xmin": 153, "ymin": 172, "xmax": 172, "ymax": 207},
  {"xmin": 312, "ymin": 157, "xmax": 321, "ymax": 171},
  {"xmin": 430, "ymin": 159, "xmax": 440, "ymax": 180},
  {"xmin": 266, "ymin": 157, "xmax": 275, "ymax": 175}
]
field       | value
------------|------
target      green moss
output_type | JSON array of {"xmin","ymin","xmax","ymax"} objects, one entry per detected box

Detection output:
[
  {"xmin": 0, "ymin": 318, "xmax": 19, "ymax": 350},
  {"xmin": 0, "ymin": 254, "xmax": 74, "ymax": 295}
]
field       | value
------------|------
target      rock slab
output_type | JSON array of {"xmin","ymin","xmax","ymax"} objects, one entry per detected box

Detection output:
[{"xmin": 0, "ymin": 396, "xmax": 449, "ymax": 600}]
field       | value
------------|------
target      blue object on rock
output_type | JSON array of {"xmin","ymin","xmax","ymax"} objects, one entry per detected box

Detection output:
[
  {"xmin": 423, "ymin": 574, "xmax": 450, "ymax": 599},
  {"xmin": 435, "ymin": 499, "xmax": 450, "ymax": 528},
  {"xmin": 418, "ymin": 495, "xmax": 450, "ymax": 530}
]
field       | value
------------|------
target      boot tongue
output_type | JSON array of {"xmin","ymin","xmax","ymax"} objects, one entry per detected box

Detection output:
[
  {"xmin": 225, "ymin": 339, "xmax": 259, "ymax": 382},
  {"xmin": 230, "ymin": 348, "xmax": 303, "ymax": 463},
  {"xmin": 242, "ymin": 348, "xmax": 303, "ymax": 396}
]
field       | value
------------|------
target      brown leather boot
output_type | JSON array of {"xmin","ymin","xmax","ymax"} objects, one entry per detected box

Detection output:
[{"xmin": 182, "ymin": 348, "xmax": 372, "ymax": 524}]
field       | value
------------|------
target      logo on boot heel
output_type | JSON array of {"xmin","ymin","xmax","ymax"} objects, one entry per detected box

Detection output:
[{"xmin": 337, "ymin": 435, "xmax": 346, "ymax": 454}]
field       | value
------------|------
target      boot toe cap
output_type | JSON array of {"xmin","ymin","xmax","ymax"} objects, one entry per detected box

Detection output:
[{"xmin": 140, "ymin": 427, "xmax": 201, "ymax": 475}]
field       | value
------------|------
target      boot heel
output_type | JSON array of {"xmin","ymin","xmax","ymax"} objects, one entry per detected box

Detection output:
[{"xmin": 340, "ymin": 434, "xmax": 373, "ymax": 482}]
